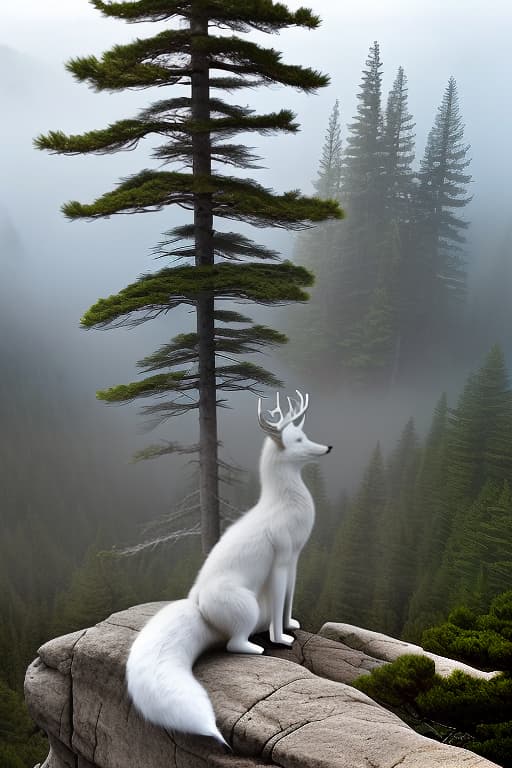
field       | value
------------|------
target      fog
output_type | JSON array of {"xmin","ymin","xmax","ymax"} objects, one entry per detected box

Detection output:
[{"xmin": 2, "ymin": 0, "xmax": 511, "ymax": 510}]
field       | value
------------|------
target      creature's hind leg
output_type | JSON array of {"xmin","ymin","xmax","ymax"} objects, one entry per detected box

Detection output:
[{"xmin": 198, "ymin": 584, "xmax": 264, "ymax": 655}]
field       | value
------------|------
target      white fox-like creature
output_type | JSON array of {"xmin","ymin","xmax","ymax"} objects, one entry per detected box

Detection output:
[{"xmin": 126, "ymin": 391, "xmax": 332, "ymax": 745}]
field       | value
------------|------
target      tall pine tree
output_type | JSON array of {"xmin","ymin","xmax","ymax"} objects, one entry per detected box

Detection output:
[
  {"xmin": 382, "ymin": 67, "xmax": 415, "ymax": 223},
  {"xmin": 319, "ymin": 443, "xmax": 386, "ymax": 628},
  {"xmin": 336, "ymin": 42, "xmax": 390, "ymax": 380},
  {"xmin": 412, "ymin": 77, "xmax": 472, "ymax": 349},
  {"xmin": 292, "ymin": 99, "xmax": 344, "ymax": 369},
  {"xmin": 36, "ymin": 0, "xmax": 341, "ymax": 553},
  {"xmin": 380, "ymin": 67, "xmax": 416, "ymax": 382},
  {"xmin": 372, "ymin": 418, "xmax": 421, "ymax": 635},
  {"xmin": 314, "ymin": 99, "xmax": 343, "ymax": 200},
  {"xmin": 403, "ymin": 393, "xmax": 450, "ymax": 638}
]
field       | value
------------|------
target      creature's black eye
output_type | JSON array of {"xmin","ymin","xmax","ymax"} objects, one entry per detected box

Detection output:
[{"xmin": 297, "ymin": 437, "xmax": 303, "ymax": 443}]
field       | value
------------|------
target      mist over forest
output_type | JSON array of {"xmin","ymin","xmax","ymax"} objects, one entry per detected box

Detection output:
[{"xmin": 2, "ymin": 1, "xmax": 512, "ymax": 763}]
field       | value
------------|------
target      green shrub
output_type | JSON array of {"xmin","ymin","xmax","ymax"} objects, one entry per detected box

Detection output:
[
  {"xmin": 422, "ymin": 591, "xmax": 512, "ymax": 670},
  {"xmin": 352, "ymin": 595, "xmax": 512, "ymax": 768},
  {"xmin": 353, "ymin": 654, "xmax": 436, "ymax": 708}
]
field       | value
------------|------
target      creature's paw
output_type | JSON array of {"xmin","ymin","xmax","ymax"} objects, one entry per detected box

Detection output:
[
  {"xmin": 227, "ymin": 638, "xmax": 264, "ymax": 655},
  {"xmin": 286, "ymin": 618, "xmax": 301, "ymax": 630},
  {"xmin": 269, "ymin": 632, "xmax": 295, "ymax": 647}
]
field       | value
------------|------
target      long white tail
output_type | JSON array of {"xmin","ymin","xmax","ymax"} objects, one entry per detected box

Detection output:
[{"xmin": 126, "ymin": 599, "xmax": 226, "ymax": 744}]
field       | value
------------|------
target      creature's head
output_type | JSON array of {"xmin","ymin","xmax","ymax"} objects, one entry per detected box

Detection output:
[{"xmin": 257, "ymin": 390, "xmax": 332, "ymax": 464}]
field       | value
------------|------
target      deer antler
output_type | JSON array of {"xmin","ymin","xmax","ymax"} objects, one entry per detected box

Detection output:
[
  {"xmin": 287, "ymin": 390, "xmax": 309, "ymax": 430},
  {"xmin": 257, "ymin": 390, "xmax": 310, "ymax": 445}
]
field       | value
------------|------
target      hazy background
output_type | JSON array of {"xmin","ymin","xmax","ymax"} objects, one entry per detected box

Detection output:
[{"xmin": 1, "ymin": 0, "xmax": 510, "ymax": 503}]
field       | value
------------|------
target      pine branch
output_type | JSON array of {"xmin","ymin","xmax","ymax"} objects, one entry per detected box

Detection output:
[
  {"xmin": 36, "ymin": 109, "xmax": 296, "ymax": 156},
  {"xmin": 152, "ymin": 227, "xmax": 279, "ymax": 261},
  {"xmin": 90, "ymin": 0, "xmax": 192, "ymax": 23},
  {"xmin": 117, "ymin": 522, "xmax": 202, "ymax": 556},
  {"xmin": 90, "ymin": 1, "xmax": 321, "ymax": 33},
  {"xmin": 97, "ymin": 371, "xmax": 191, "ymax": 402},
  {"xmin": 214, "ymin": 309, "xmax": 253, "ymax": 323},
  {"xmin": 137, "ymin": 334, "xmax": 198, "ymax": 370},
  {"xmin": 66, "ymin": 53, "xmax": 186, "ymax": 92},
  {"xmin": 135, "ymin": 325, "xmax": 287, "ymax": 373},
  {"xmin": 216, "ymin": 362, "xmax": 284, "ymax": 391},
  {"xmin": 139, "ymin": 96, "xmax": 252, "ymax": 121},
  {"xmin": 35, "ymin": 120, "xmax": 171, "ymax": 155},
  {"xmin": 200, "ymin": 35, "xmax": 329, "ymax": 92},
  {"xmin": 132, "ymin": 441, "xmax": 199, "ymax": 462},
  {"xmin": 153, "ymin": 141, "xmax": 263, "ymax": 170},
  {"xmin": 63, "ymin": 169, "xmax": 342, "ymax": 228},
  {"xmin": 81, "ymin": 262, "xmax": 314, "ymax": 328},
  {"xmin": 209, "ymin": 76, "xmax": 260, "ymax": 90},
  {"xmin": 65, "ymin": 27, "xmax": 327, "ymax": 92}
]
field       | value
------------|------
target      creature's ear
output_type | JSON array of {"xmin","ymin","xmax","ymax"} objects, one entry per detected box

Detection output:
[
  {"xmin": 268, "ymin": 433, "xmax": 285, "ymax": 450},
  {"xmin": 294, "ymin": 415, "xmax": 306, "ymax": 430}
]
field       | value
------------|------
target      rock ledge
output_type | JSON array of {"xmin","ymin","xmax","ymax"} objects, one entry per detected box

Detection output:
[{"xmin": 25, "ymin": 603, "xmax": 499, "ymax": 767}]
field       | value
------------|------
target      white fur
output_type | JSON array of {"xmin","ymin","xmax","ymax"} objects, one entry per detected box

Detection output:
[{"xmin": 126, "ymin": 415, "xmax": 330, "ymax": 744}]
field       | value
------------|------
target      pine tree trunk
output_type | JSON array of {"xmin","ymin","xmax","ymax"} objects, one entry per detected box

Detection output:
[{"xmin": 191, "ymin": 12, "xmax": 220, "ymax": 553}]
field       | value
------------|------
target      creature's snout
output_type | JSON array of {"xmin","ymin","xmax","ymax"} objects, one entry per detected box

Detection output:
[{"xmin": 326, "ymin": 445, "xmax": 333, "ymax": 454}]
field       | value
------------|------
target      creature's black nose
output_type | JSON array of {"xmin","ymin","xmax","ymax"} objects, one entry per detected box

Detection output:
[{"xmin": 326, "ymin": 446, "xmax": 333, "ymax": 454}]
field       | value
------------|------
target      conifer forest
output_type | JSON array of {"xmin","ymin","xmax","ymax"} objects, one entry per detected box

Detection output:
[{"xmin": 2, "ymin": 1, "xmax": 512, "ymax": 765}]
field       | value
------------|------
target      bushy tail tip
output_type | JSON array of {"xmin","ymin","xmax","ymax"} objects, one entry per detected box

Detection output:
[{"xmin": 212, "ymin": 728, "xmax": 231, "ymax": 751}]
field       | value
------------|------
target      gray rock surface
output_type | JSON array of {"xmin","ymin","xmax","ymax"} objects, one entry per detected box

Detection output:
[
  {"xmin": 319, "ymin": 622, "xmax": 499, "ymax": 679},
  {"xmin": 25, "ymin": 603, "xmax": 499, "ymax": 767}
]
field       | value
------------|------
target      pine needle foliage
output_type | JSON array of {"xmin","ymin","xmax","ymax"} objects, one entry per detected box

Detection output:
[
  {"xmin": 89, "ymin": 1, "xmax": 322, "ymax": 32},
  {"xmin": 36, "ymin": 0, "xmax": 341, "ymax": 553}
]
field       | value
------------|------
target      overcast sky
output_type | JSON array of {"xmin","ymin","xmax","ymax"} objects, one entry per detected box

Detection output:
[
  {"xmin": 3, "ymin": 0, "xmax": 510, "ymax": 302},
  {"xmin": 4, "ymin": 0, "xmax": 510, "ymax": 205}
]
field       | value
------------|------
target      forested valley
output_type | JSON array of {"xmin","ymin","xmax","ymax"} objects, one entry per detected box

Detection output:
[{"xmin": 2, "ymin": 38, "xmax": 512, "ymax": 766}]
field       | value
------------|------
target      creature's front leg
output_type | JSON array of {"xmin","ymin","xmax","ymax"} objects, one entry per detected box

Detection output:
[
  {"xmin": 284, "ymin": 555, "xmax": 300, "ymax": 631},
  {"xmin": 269, "ymin": 561, "xmax": 295, "ymax": 646}
]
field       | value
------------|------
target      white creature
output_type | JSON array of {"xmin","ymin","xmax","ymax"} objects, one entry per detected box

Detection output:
[{"xmin": 126, "ymin": 391, "xmax": 332, "ymax": 745}]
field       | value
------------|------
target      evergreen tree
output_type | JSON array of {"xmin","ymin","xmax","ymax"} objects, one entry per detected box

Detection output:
[
  {"xmin": 290, "ymin": 99, "xmax": 344, "ymax": 370},
  {"xmin": 446, "ymin": 345, "xmax": 512, "ymax": 506},
  {"xmin": 413, "ymin": 77, "xmax": 472, "ymax": 344},
  {"xmin": 408, "ymin": 347, "xmax": 512, "ymax": 633},
  {"xmin": 382, "ymin": 67, "xmax": 415, "ymax": 222},
  {"xmin": 35, "ymin": 0, "xmax": 341, "ymax": 553},
  {"xmin": 294, "ymin": 463, "xmax": 336, "ymax": 629},
  {"xmin": 342, "ymin": 41, "xmax": 384, "ymax": 209},
  {"xmin": 314, "ymin": 99, "xmax": 343, "ymax": 200},
  {"xmin": 320, "ymin": 444, "xmax": 386, "ymax": 628},
  {"xmin": 479, "ymin": 484, "xmax": 512, "ymax": 599},
  {"xmin": 380, "ymin": 67, "xmax": 416, "ymax": 381},
  {"xmin": 403, "ymin": 393, "xmax": 450, "ymax": 638},
  {"xmin": 336, "ymin": 41, "xmax": 388, "ymax": 378},
  {"xmin": 372, "ymin": 418, "xmax": 421, "ymax": 634},
  {"xmin": 445, "ymin": 481, "xmax": 512, "ymax": 611}
]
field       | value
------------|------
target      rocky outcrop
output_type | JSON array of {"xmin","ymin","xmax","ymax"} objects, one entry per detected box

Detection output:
[
  {"xmin": 319, "ymin": 622, "xmax": 499, "ymax": 680},
  {"xmin": 25, "ymin": 603, "xmax": 499, "ymax": 768}
]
